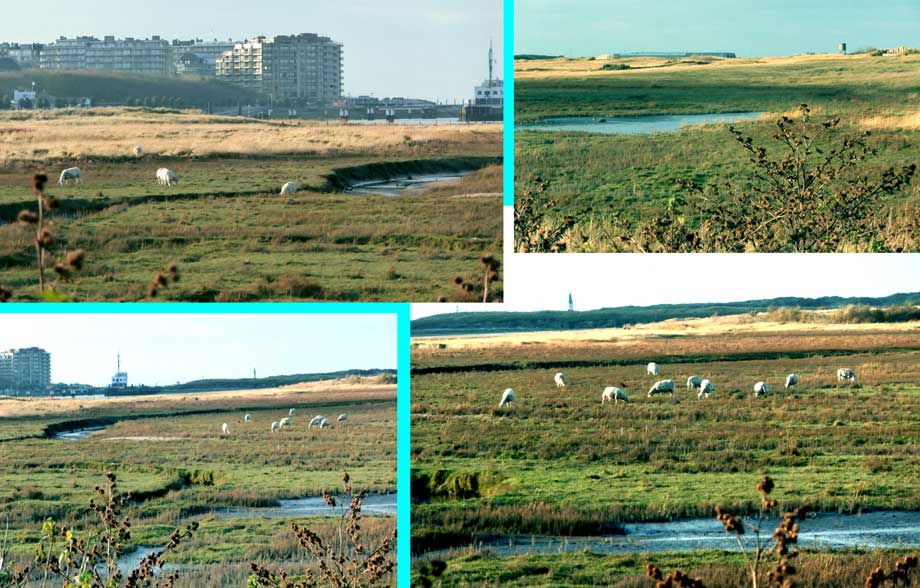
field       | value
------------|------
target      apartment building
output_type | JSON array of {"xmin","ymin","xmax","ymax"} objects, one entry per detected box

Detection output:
[
  {"xmin": 0, "ymin": 347, "xmax": 51, "ymax": 392},
  {"xmin": 40, "ymin": 36, "xmax": 173, "ymax": 76}
]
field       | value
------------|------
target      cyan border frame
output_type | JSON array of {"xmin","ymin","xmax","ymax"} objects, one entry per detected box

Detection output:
[
  {"xmin": 503, "ymin": 0, "xmax": 514, "ymax": 207},
  {"xmin": 0, "ymin": 302, "xmax": 411, "ymax": 585}
]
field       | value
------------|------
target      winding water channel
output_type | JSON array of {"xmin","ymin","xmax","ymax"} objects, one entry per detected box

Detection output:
[{"xmin": 519, "ymin": 112, "xmax": 763, "ymax": 135}]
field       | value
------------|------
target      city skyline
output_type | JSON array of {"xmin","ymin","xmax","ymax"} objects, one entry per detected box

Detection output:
[
  {"xmin": 0, "ymin": 0, "xmax": 503, "ymax": 102},
  {"xmin": 516, "ymin": 0, "xmax": 920, "ymax": 58},
  {"xmin": 0, "ymin": 314, "xmax": 396, "ymax": 386}
]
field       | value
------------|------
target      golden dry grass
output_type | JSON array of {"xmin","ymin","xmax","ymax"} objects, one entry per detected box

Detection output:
[
  {"xmin": 0, "ymin": 379, "xmax": 396, "ymax": 419},
  {"xmin": 0, "ymin": 107, "xmax": 501, "ymax": 162},
  {"xmin": 861, "ymin": 108, "xmax": 920, "ymax": 130}
]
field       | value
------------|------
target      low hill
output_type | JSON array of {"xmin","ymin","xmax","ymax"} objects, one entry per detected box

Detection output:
[
  {"xmin": 411, "ymin": 292, "xmax": 920, "ymax": 336},
  {"xmin": 162, "ymin": 369, "xmax": 395, "ymax": 392},
  {"xmin": 0, "ymin": 70, "xmax": 262, "ymax": 108}
]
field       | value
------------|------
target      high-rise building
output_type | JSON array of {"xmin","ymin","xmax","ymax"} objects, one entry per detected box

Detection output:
[
  {"xmin": 172, "ymin": 39, "xmax": 236, "ymax": 77},
  {"xmin": 216, "ymin": 33, "xmax": 343, "ymax": 103},
  {"xmin": 40, "ymin": 36, "xmax": 173, "ymax": 76},
  {"xmin": 0, "ymin": 347, "xmax": 51, "ymax": 392}
]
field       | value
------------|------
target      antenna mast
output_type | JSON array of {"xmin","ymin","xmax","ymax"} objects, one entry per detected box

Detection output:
[{"xmin": 488, "ymin": 39, "xmax": 494, "ymax": 84}]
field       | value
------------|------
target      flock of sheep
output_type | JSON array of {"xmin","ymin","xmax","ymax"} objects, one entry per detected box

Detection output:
[
  {"xmin": 54, "ymin": 145, "xmax": 300, "ymax": 195},
  {"xmin": 219, "ymin": 407, "xmax": 348, "ymax": 436},
  {"xmin": 497, "ymin": 363, "xmax": 860, "ymax": 407}
]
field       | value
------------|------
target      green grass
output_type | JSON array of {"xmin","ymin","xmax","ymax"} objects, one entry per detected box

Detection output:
[
  {"xmin": 514, "ymin": 54, "xmax": 920, "ymax": 251},
  {"xmin": 0, "ymin": 394, "xmax": 395, "ymax": 573},
  {"xmin": 411, "ymin": 325, "xmax": 920, "ymax": 553},
  {"xmin": 0, "ymin": 158, "xmax": 502, "ymax": 301}
]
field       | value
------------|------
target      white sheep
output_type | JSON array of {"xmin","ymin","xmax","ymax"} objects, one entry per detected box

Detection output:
[
  {"xmin": 244, "ymin": 414, "xmax": 252, "ymax": 422},
  {"xmin": 280, "ymin": 417, "xmax": 292, "ymax": 427},
  {"xmin": 156, "ymin": 167, "xmax": 179, "ymax": 186},
  {"xmin": 337, "ymin": 414, "xmax": 348, "ymax": 422},
  {"xmin": 271, "ymin": 421, "xmax": 280, "ymax": 432},
  {"xmin": 785, "ymin": 374, "xmax": 798, "ymax": 389},
  {"xmin": 647, "ymin": 379, "xmax": 675, "ymax": 397},
  {"xmin": 319, "ymin": 418, "xmax": 331, "ymax": 428},
  {"xmin": 289, "ymin": 408, "xmax": 296, "ymax": 416},
  {"xmin": 280, "ymin": 181, "xmax": 298, "ymax": 195},
  {"xmin": 58, "ymin": 167, "xmax": 82, "ymax": 185},
  {"xmin": 499, "ymin": 388, "xmax": 515, "ymax": 407},
  {"xmin": 221, "ymin": 422, "xmax": 230, "ymax": 435},
  {"xmin": 601, "ymin": 386, "xmax": 628, "ymax": 404},
  {"xmin": 133, "ymin": 145, "xmax": 144, "ymax": 157},
  {"xmin": 698, "ymin": 379, "xmax": 714, "ymax": 399},
  {"xmin": 837, "ymin": 368, "xmax": 857, "ymax": 383},
  {"xmin": 754, "ymin": 381, "xmax": 769, "ymax": 397},
  {"xmin": 308, "ymin": 415, "xmax": 324, "ymax": 428},
  {"xmin": 554, "ymin": 372, "xmax": 567, "ymax": 388},
  {"xmin": 687, "ymin": 375, "xmax": 702, "ymax": 391},
  {"xmin": 647, "ymin": 362, "xmax": 660, "ymax": 376}
]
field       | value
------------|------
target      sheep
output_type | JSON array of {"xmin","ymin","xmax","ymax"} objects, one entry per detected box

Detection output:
[
  {"xmin": 499, "ymin": 388, "xmax": 515, "ymax": 407},
  {"xmin": 698, "ymin": 379, "xmax": 714, "ymax": 399},
  {"xmin": 221, "ymin": 422, "xmax": 230, "ymax": 435},
  {"xmin": 133, "ymin": 145, "xmax": 144, "ymax": 157},
  {"xmin": 319, "ymin": 418, "xmax": 331, "ymax": 428},
  {"xmin": 687, "ymin": 375, "xmax": 703, "ymax": 391},
  {"xmin": 289, "ymin": 408, "xmax": 296, "ymax": 416},
  {"xmin": 337, "ymin": 414, "xmax": 348, "ymax": 422},
  {"xmin": 280, "ymin": 181, "xmax": 298, "ymax": 195},
  {"xmin": 837, "ymin": 368, "xmax": 857, "ymax": 383},
  {"xmin": 647, "ymin": 379, "xmax": 675, "ymax": 397},
  {"xmin": 754, "ymin": 381, "xmax": 769, "ymax": 397},
  {"xmin": 244, "ymin": 414, "xmax": 252, "ymax": 422},
  {"xmin": 647, "ymin": 362, "xmax": 660, "ymax": 376},
  {"xmin": 280, "ymin": 417, "xmax": 292, "ymax": 427},
  {"xmin": 308, "ymin": 415, "xmax": 324, "ymax": 428},
  {"xmin": 156, "ymin": 167, "xmax": 179, "ymax": 186},
  {"xmin": 601, "ymin": 386, "xmax": 628, "ymax": 404},
  {"xmin": 271, "ymin": 421, "xmax": 280, "ymax": 432},
  {"xmin": 785, "ymin": 374, "xmax": 798, "ymax": 389},
  {"xmin": 554, "ymin": 372, "xmax": 567, "ymax": 388},
  {"xmin": 58, "ymin": 167, "xmax": 82, "ymax": 185}
]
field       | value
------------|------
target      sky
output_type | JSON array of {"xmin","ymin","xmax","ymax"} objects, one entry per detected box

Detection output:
[
  {"xmin": 516, "ymin": 0, "xmax": 920, "ymax": 58},
  {"xmin": 411, "ymin": 254, "xmax": 920, "ymax": 319},
  {"xmin": 0, "ymin": 314, "xmax": 396, "ymax": 386},
  {"xmin": 0, "ymin": 0, "xmax": 502, "ymax": 102}
]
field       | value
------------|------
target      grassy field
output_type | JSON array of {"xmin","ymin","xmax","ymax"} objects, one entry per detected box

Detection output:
[
  {"xmin": 411, "ymin": 313, "xmax": 920, "ymax": 585},
  {"xmin": 0, "ymin": 108, "xmax": 502, "ymax": 301},
  {"xmin": 0, "ymin": 378, "xmax": 396, "ymax": 586},
  {"xmin": 514, "ymin": 53, "xmax": 920, "ymax": 252}
]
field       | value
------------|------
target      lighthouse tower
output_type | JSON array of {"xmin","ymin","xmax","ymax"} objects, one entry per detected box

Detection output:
[{"xmin": 568, "ymin": 292, "xmax": 574, "ymax": 312}]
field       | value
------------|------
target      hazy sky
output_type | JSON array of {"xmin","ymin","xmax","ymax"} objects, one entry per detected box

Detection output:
[
  {"xmin": 516, "ymin": 0, "xmax": 920, "ymax": 57},
  {"xmin": 0, "ymin": 0, "xmax": 502, "ymax": 102},
  {"xmin": 411, "ymin": 255, "xmax": 920, "ymax": 319},
  {"xmin": 0, "ymin": 314, "xmax": 396, "ymax": 386}
]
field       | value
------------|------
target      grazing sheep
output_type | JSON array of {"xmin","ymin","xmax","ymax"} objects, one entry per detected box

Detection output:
[
  {"xmin": 698, "ymin": 379, "xmax": 714, "ymax": 399},
  {"xmin": 687, "ymin": 375, "xmax": 703, "ymax": 391},
  {"xmin": 58, "ymin": 167, "xmax": 82, "ymax": 185},
  {"xmin": 271, "ymin": 421, "xmax": 280, "ymax": 432},
  {"xmin": 337, "ymin": 414, "xmax": 348, "ymax": 422},
  {"xmin": 785, "ymin": 374, "xmax": 798, "ymax": 389},
  {"xmin": 280, "ymin": 417, "xmax": 292, "ymax": 427},
  {"xmin": 499, "ymin": 388, "xmax": 515, "ymax": 407},
  {"xmin": 754, "ymin": 381, "xmax": 769, "ymax": 397},
  {"xmin": 221, "ymin": 422, "xmax": 230, "ymax": 435},
  {"xmin": 244, "ymin": 414, "xmax": 252, "ymax": 422},
  {"xmin": 319, "ymin": 418, "xmax": 331, "ymax": 428},
  {"xmin": 602, "ymin": 386, "xmax": 628, "ymax": 404},
  {"xmin": 280, "ymin": 181, "xmax": 298, "ymax": 195},
  {"xmin": 647, "ymin": 362, "xmax": 660, "ymax": 376},
  {"xmin": 837, "ymin": 368, "xmax": 857, "ymax": 383},
  {"xmin": 133, "ymin": 145, "xmax": 144, "ymax": 157},
  {"xmin": 156, "ymin": 167, "xmax": 179, "ymax": 186},
  {"xmin": 554, "ymin": 372, "xmax": 567, "ymax": 388},
  {"xmin": 289, "ymin": 408, "xmax": 296, "ymax": 416},
  {"xmin": 308, "ymin": 415, "xmax": 324, "ymax": 428},
  {"xmin": 647, "ymin": 379, "xmax": 675, "ymax": 397}
]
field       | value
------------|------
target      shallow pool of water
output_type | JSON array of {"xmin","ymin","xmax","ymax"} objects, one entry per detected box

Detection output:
[
  {"xmin": 216, "ymin": 493, "xmax": 396, "ymax": 518},
  {"xmin": 348, "ymin": 173, "xmax": 469, "ymax": 196},
  {"xmin": 435, "ymin": 511, "xmax": 920, "ymax": 556},
  {"xmin": 519, "ymin": 112, "xmax": 763, "ymax": 135},
  {"xmin": 52, "ymin": 425, "xmax": 111, "ymax": 440}
]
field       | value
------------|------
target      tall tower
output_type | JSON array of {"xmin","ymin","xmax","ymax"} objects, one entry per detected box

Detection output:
[
  {"xmin": 568, "ymin": 292, "xmax": 574, "ymax": 312},
  {"xmin": 488, "ymin": 39, "xmax": 494, "ymax": 84}
]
